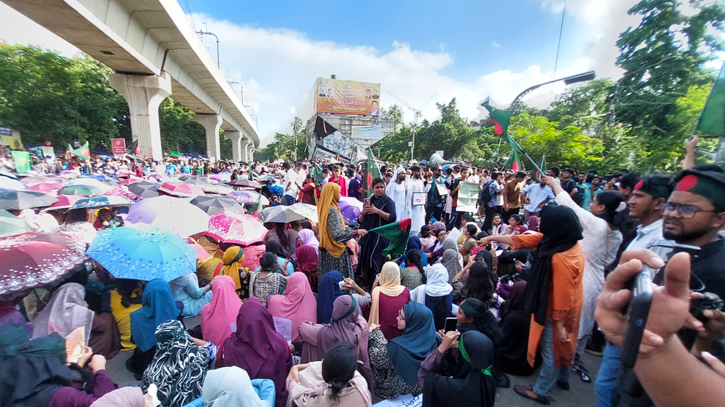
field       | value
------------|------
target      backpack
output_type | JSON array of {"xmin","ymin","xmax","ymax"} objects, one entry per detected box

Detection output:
[{"xmin": 478, "ymin": 180, "xmax": 494, "ymax": 207}]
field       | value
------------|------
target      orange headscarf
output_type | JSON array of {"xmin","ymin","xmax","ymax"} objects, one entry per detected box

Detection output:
[{"xmin": 317, "ymin": 183, "xmax": 347, "ymax": 258}]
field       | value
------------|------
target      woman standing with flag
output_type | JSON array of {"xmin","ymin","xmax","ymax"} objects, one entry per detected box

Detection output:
[{"xmin": 317, "ymin": 183, "xmax": 367, "ymax": 279}]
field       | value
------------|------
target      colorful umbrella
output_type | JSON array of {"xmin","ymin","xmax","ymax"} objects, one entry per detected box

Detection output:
[
  {"xmin": 0, "ymin": 233, "xmax": 87, "ymax": 300},
  {"xmin": 59, "ymin": 184, "xmax": 104, "ymax": 197},
  {"xmin": 260, "ymin": 205, "xmax": 306, "ymax": 224},
  {"xmin": 27, "ymin": 183, "xmax": 64, "ymax": 193},
  {"xmin": 226, "ymin": 190, "xmax": 269, "ymax": 205},
  {"xmin": 86, "ymin": 226, "xmax": 196, "ymax": 282},
  {"xmin": 206, "ymin": 212, "xmax": 267, "ymax": 246},
  {"xmin": 227, "ymin": 179, "xmax": 261, "ymax": 189},
  {"xmin": 98, "ymin": 186, "xmax": 140, "ymax": 202},
  {"xmin": 202, "ymin": 184, "xmax": 234, "ymax": 195},
  {"xmin": 186, "ymin": 239, "xmax": 213, "ymax": 260},
  {"xmin": 118, "ymin": 176, "xmax": 145, "ymax": 185},
  {"xmin": 0, "ymin": 190, "xmax": 58, "ymax": 210},
  {"xmin": 127, "ymin": 181, "xmax": 160, "ymax": 198},
  {"xmin": 78, "ymin": 174, "xmax": 118, "ymax": 185},
  {"xmin": 69, "ymin": 196, "xmax": 134, "ymax": 210},
  {"xmin": 159, "ymin": 182, "xmax": 205, "ymax": 197},
  {"xmin": 0, "ymin": 177, "xmax": 26, "ymax": 190},
  {"xmin": 20, "ymin": 176, "xmax": 60, "ymax": 186},
  {"xmin": 339, "ymin": 196, "xmax": 363, "ymax": 224},
  {"xmin": 179, "ymin": 175, "xmax": 211, "ymax": 186},
  {"xmin": 42, "ymin": 195, "xmax": 85, "ymax": 211},
  {"xmin": 125, "ymin": 196, "xmax": 210, "ymax": 237},
  {"xmin": 189, "ymin": 196, "xmax": 245, "ymax": 216},
  {"xmin": 66, "ymin": 178, "xmax": 114, "ymax": 192},
  {"xmin": 289, "ymin": 203, "xmax": 318, "ymax": 222},
  {"xmin": 0, "ymin": 210, "xmax": 34, "ymax": 237}
]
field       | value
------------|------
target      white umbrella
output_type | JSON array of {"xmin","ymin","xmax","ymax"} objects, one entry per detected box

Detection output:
[
  {"xmin": 0, "ymin": 177, "xmax": 26, "ymax": 190},
  {"xmin": 124, "ymin": 196, "xmax": 210, "ymax": 237},
  {"xmin": 66, "ymin": 178, "xmax": 113, "ymax": 192}
]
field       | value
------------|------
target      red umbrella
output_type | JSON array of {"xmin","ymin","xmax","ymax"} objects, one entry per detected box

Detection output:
[
  {"xmin": 158, "ymin": 182, "xmax": 205, "ymax": 197},
  {"xmin": 41, "ymin": 195, "xmax": 85, "ymax": 211},
  {"xmin": 0, "ymin": 232, "xmax": 87, "ymax": 299},
  {"xmin": 206, "ymin": 212, "xmax": 267, "ymax": 246},
  {"xmin": 27, "ymin": 183, "xmax": 64, "ymax": 193},
  {"xmin": 119, "ymin": 176, "xmax": 145, "ymax": 185}
]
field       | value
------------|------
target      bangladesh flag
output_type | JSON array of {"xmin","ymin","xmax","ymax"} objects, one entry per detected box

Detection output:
[
  {"xmin": 364, "ymin": 149, "xmax": 382, "ymax": 198},
  {"xmin": 67, "ymin": 142, "xmax": 91, "ymax": 161},
  {"xmin": 369, "ymin": 218, "xmax": 411, "ymax": 257},
  {"xmin": 11, "ymin": 151, "xmax": 31, "ymax": 173},
  {"xmin": 697, "ymin": 63, "xmax": 725, "ymax": 137},
  {"xmin": 126, "ymin": 139, "xmax": 140, "ymax": 155},
  {"xmin": 481, "ymin": 97, "xmax": 522, "ymax": 152},
  {"xmin": 309, "ymin": 164, "xmax": 324, "ymax": 187},
  {"xmin": 533, "ymin": 154, "xmax": 546, "ymax": 180},
  {"xmin": 247, "ymin": 193, "xmax": 263, "ymax": 216},
  {"xmin": 505, "ymin": 149, "xmax": 524, "ymax": 172}
]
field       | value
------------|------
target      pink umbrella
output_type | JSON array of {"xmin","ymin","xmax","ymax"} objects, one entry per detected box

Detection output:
[
  {"xmin": 159, "ymin": 182, "xmax": 205, "ymax": 197},
  {"xmin": 206, "ymin": 212, "xmax": 267, "ymax": 246},
  {"xmin": 27, "ymin": 183, "xmax": 64, "ymax": 193},
  {"xmin": 42, "ymin": 195, "xmax": 85, "ymax": 211},
  {"xmin": 98, "ymin": 186, "xmax": 140, "ymax": 201},
  {"xmin": 119, "ymin": 176, "xmax": 144, "ymax": 185},
  {"xmin": 186, "ymin": 239, "xmax": 212, "ymax": 259}
]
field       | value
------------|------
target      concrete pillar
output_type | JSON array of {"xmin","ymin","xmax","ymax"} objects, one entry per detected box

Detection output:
[
  {"xmin": 239, "ymin": 137, "xmax": 251, "ymax": 162},
  {"xmin": 225, "ymin": 131, "xmax": 244, "ymax": 161},
  {"xmin": 247, "ymin": 143, "xmax": 255, "ymax": 162},
  {"xmin": 109, "ymin": 72, "xmax": 171, "ymax": 161},
  {"xmin": 194, "ymin": 114, "xmax": 223, "ymax": 161}
]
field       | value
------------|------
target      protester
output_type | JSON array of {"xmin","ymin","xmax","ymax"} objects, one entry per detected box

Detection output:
[
  {"xmin": 425, "ymin": 165, "xmax": 446, "ymax": 224},
  {"xmin": 221, "ymin": 246, "xmax": 248, "ymax": 299},
  {"xmin": 265, "ymin": 241, "xmax": 296, "ymax": 275},
  {"xmin": 503, "ymin": 171, "xmax": 526, "ymax": 223},
  {"xmin": 201, "ymin": 367, "xmax": 276, "ymax": 407},
  {"xmin": 481, "ymin": 172, "xmax": 504, "ymax": 234},
  {"xmin": 200, "ymin": 275, "xmax": 242, "ymax": 347},
  {"xmin": 368, "ymin": 262, "xmax": 410, "ymax": 340},
  {"xmin": 497, "ymin": 281, "xmax": 536, "ymax": 376},
  {"xmin": 316, "ymin": 271, "xmax": 345, "ymax": 324},
  {"xmin": 264, "ymin": 223, "xmax": 297, "ymax": 257},
  {"xmin": 268, "ymin": 272, "xmax": 317, "ymax": 343},
  {"xmin": 295, "ymin": 245, "xmax": 320, "ymax": 292},
  {"xmin": 358, "ymin": 178, "xmax": 396, "ymax": 286},
  {"xmin": 168, "ymin": 272, "xmax": 212, "ymax": 317},
  {"xmin": 405, "ymin": 165, "xmax": 426, "ymax": 235},
  {"xmin": 108, "ymin": 279, "xmax": 143, "ymax": 351},
  {"xmin": 419, "ymin": 225, "xmax": 436, "ymax": 251},
  {"xmin": 318, "ymin": 183, "xmax": 366, "ymax": 279},
  {"xmin": 58, "ymin": 208, "xmax": 97, "ymax": 245},
  {"xmin": 386, "ymin": 166, "xmax": 407, "ymax": 222},
  {"xmin": 399, "ymin": 249, "xmax": 426, "ymax": 289},
  {"xmin": 460, "ymin": 261, "xmax": 496, "ymax": 304},
  {"xmin": 521, "ymin": 178, "xmax": 556, "ymax": 218},
  {"xmin": 249, "ymin": 252, "xmax": 289, "ymax": 303},
  {"xmin": 410, "ymin": 263, "xmax": 453, "ymax": 330},
  {"xmin": 297, "ymin": 228, "xmax": 319, "ymax": 254}
]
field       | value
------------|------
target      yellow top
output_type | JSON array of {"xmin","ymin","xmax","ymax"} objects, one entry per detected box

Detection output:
[{"xmin": 109, "ymin": 289, "xmax": 142, "ymax": 350}]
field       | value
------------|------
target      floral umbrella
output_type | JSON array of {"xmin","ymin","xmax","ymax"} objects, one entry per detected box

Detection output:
[
  {"xmin": 125, "ymin": 196, "xmax": 210, "ymax": 237},
  {"xmin": 159, "ymin": 182, "xmax": 205, "ymax": 198},
  {"xmin": 206, "ymin": 212, "xmax": 267, "ymax": 246},
  {"xmin": 27, "ymin": 183, "xmax": 65, "ymax": 193},
  {"xmin": 226, "ymin": 190, "xmax": 269, "ymax": 205},
  {"xmin": 288, "ymin": 203, "xmax": 318, "ymax": 222}
]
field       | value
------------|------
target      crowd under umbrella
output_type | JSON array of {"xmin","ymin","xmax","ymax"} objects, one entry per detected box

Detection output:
[
  {"xmin": 226, "ymin": 190, "xmax": 269, "ymax": 205},
  {"xmin": 0, "ymin": 177, "xmax": 27, "ymax": 190},
  {"xmin": 127, "ymin": 181, "xmax": 160, "ymax": 198},
  {"xmin": 260, "ymin": 205, "xmax": 306, "ymax": 224},
  {"xmin": 206, "ymin": 211, "xmax": 267, "ymax": 246},
  {"xmin": 0, "ymin": 210, "xmax": 34, "ymax": 237},
  {"xmin": 189, "ymin": 196, "xmax": 245, "ymax": 216},
  {"xmin": 339, "ymin": 196, "xmax": 363, "ymax": 224},
  {"xmin": 69, "ymin": 196, "xmax": 134, "ymax": 210},
  {"xmin": 227, "ymin": 179, "xmax": 261, "ymax": 189},
  {"xmin": 158, "ymin": 181, "xmax": 205, "ymax": 198},
  {"xmin": 20, "ymin": 176, "xmax": 60, "ymax": 186},
  {"xmin": 125, "ymin": 196, "xmax": 210, "ymax": 237},
  {"xmin": 288, "ymin": 203, "xmax": 318, "ymax": 222},
  {"xmin": 98, "ymin": 186, "xmax": 141, "ymax": 202},
  {"xmin": 0, "ymin": 232, "xmax": 88, "ymax": 300},
  {"xmin": 27, "ymin": 183, "xmax": 64, "ymax": 193},
  {"xmin": 86, "ymin": 226, "xmax": 196, "ymax": 282},
  {"xmin": 41, "ymin": 195, "xmax": 85, "ymax": 212},
  {"xmin": 0, "ymin": 190, "xmax": 58, "ymax": 210},
  {"xmin": 66, "ymin": 177, "xmax": 114, "ymax": 192},
  {"xmin": 59, "ymin": 184, "xmax": 104, "ymax": 197},
  {"xmin": 78, "ymin": 174, "xmax": 119, "ymax": 185}
]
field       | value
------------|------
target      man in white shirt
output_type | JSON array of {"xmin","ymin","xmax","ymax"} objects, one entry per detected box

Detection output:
[
  {"xmin": 520, "ymin": 179, "xmax": 556, "ymax": 218},
  {"xmin": 283, "ymin": 162, "xmax": 298, "ymax": 205},
  {"xmin": 386, "ymin": 166, "xmax": 408, "ymax": 223},
  {"xmin": 594, "ymin": 173, "xmax": 674, "ymax": 407},
  {"xmin": 405, "ymin": 166, "xmax": 426, "ymax": 235}
]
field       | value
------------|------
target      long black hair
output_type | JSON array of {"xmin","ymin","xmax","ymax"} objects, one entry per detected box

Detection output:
[
  {"xmin": 274, "ymin": 222, "xmax": 289, "ymax": 249},
  {"xmin": 420, "ymin": 225, "xmax": 431, "ymax": 238},
  {"xmin": 322, "ymin": 341, "xmax": 359, "ymax": 404},
  {"xmin": 115, "ymin": 278, "xmax": 143, "ymax": 308},
  {"xmin": 594, "ymin": 190, "xmax": 633, "ymax": 232},
  {"xmin": 406, "ymin": 249, "xmax": 427, "ymax": 284},
  {"xmin": 465, "ymin": 261, "xmax": 495, "ymax": 304}
]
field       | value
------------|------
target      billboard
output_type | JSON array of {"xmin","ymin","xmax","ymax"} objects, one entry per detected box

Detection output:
[
  {"xmin": 0, "ymin": 126, "xmax": 23, "ymax": 149},
  {"xmin": 312, "ymin": 78, "xmax": 381, "ymax": 116},
  {"xmin": 351, "ymin": 125, "xmax": 382, "ymax": 140}
]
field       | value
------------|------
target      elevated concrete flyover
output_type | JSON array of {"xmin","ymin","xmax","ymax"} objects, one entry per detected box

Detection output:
[{"xmin": 2, "ymin": 0, "xmax": 258, "ymax": 161}]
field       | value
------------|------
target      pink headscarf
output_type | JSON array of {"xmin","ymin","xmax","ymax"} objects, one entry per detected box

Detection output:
[
  {"xmin": 268, "ymin": 272, "xmax": 317, "ymax": 342},
  {"xmin": 201, "ymin": 276, "xmax": 242, "ymax": 347}
]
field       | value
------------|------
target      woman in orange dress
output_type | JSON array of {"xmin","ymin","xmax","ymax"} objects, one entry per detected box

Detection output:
[{"xmin": 479, "ymin": 205, "xmax": 584, "ymax": 404}]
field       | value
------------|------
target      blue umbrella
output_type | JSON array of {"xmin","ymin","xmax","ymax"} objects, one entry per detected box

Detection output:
[
  {"xmin": 86, "ymin": 226, "xmax": 196, "ymax": 281},
  {"xmin": 79, "ymin": 174, "xmax": 118, "ymax": 184},
  {"xmin": 69, "ymin": 196, "xmax": 133, "ymax": 210}
]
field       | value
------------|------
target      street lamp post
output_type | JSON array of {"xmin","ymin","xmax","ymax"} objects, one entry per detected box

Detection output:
[{"xmin": 197, "ymin": 27, "xmax": 220, "ymax": 69}]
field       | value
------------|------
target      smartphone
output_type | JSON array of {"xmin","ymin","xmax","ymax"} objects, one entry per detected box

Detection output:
[
  {"xmin": 621, "ymin": 264, "xmax": 654, "ymax": 369},
  {"xmin": 364, "ymin": 198, "xmax": 370, "ymax": 206},
  {"xmin": 444, "ymin": 317, "xmax": 457, "ymax": 333},
  {"xmin": 338, "ymin": 281, "xmax": 345, "ymax": 290}
]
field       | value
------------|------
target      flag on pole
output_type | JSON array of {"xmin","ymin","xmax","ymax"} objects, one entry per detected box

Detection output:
[
  {"xmin": 247, "ymin": 193, "xmax": 263, "ymax": 216},
  {"xmin": 504, "ymin": 149, "xmax": 524, "ymax": 172},
  {"xmin": 248, "ymin": 166, "xmax": 254, "ymax": 181},
  {"xmin": 369, "ymin": 218, "xmax": 412, "ymax": 257},
  {"xmin": 125, "ymin": 139, "xmax": 139, "ymax": 155},
  {"xmin": 11, "ymin": 151, "xmax": 31, "ymax": 173},
  {"xmin": 534, "ymin": 155, "xmax": 546, "ymax": 180},
  {"xmin": 481, "ymin": 97, "xmax": 522, "ymax": 152},
  {"xmin": 364, "ymin": 149, "xmax": 382, "ymax": 198},
  {"xmin": 309, "ymin": 164, "xmax": 324, "ymax": 187},
  {"xmin": 66, "ymin": 142, "xmax": 91, "ymax": 161},
  {"xmin": 697, "ymin": 63, "xmax": 725, "ymax": 137}
]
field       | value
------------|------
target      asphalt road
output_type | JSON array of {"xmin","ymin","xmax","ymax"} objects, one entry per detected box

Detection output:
[{"xmin": 105, "ymin": 314, "xmax": 601, "ymax": 406}]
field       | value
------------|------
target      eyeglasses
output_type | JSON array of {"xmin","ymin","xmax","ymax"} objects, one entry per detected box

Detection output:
[{"xmin": 661, "ymin": 203, "xmax": 720, "ymax": 219}]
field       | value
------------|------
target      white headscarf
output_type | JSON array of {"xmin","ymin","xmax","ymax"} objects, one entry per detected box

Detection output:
[
  {"xmin": 202, "ymin": 367, "xmax": 271, "ymax": 407},
  {"xmin": 424, "ymin": 263, "xmax": 453, "ymax": 297},
  {"xmin": 31, "ymin": 283, "xmax": 94, "ymax": 345}
]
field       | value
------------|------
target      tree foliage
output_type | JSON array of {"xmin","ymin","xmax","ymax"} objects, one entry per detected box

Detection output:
[{"xmin": 253, "ymin": 117, "xmax": 306, "ymax": 162}]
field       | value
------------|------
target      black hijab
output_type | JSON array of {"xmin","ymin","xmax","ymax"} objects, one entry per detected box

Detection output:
[
  {"xmin": 265, "ymin": 241, "xmax": 298, "ymax": 270},
  {"xmin": 358, "ymin": 178, "xmax": 397, "ymax": 282},
  {"xmin": 525, "ymin": 205, "xmax": 583, "ymax": 325},
  {"xmin": 423, "ymin": 331, "xmax": 496, "ymax": 407}
]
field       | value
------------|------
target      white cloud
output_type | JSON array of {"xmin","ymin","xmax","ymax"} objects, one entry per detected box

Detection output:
[
  {"xmin": 492, "ymin": 41, "xmax": 501, "ymax": 48},
  {"xmin": 0, "ymin": 3, "xmax": 80, "ymax": 56}
]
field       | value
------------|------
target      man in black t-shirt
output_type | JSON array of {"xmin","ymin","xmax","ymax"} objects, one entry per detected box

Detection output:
[{"xmin": 561, "ymin": 167, "xmax": 581, "ymax": 205}]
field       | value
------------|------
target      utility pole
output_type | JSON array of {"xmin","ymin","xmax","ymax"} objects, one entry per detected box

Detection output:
[
  {"xmin": 227, "ymin": 80, "xmax": 243, "ymax": 104},
  {"xmin": 292, "ymin": 118, "xmax": 301, "ymax": 162},
  {"xmin": 197, "ymin": 23, "xmax": 220, "ymax": 69},
  {"xmin": 388, "ymin": 92, "xmax": 422, "ymax": 163}
]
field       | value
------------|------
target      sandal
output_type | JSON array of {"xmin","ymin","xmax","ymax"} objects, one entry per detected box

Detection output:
[
  {"xmin": 572, "ymin": 363, "xmax": 591, "ymax": 383},
  {"xmin": 513, "ymin": 385, "xmax": 550, "ymax": 405}
]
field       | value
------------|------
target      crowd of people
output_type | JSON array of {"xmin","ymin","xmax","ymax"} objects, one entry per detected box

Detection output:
[{"xmin": 2, "ymin": 134, "xmax": 725, "ymax": 407}]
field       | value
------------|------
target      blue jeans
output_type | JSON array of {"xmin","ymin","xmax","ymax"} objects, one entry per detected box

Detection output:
[
  {"xmin": 595, "ymin": 343, "xmax": 621, "ymax": 407},
  {"xmin": 534, "ymin": 321, "xmax": 571, "ymax": 397},
  {"xmin": 283, "ymin": 195, "xmax": 295, "ymax": 206}
]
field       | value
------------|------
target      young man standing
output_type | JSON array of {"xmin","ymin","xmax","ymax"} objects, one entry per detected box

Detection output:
[
  {"xmin": 560, "ymin": 168, "xmax": 580, "ymax": 204},
  {"xmin": 520, "ymin": 179, "xmax": 556, "ymax": 219},
  {"xmin": 283, "ymin": 162, "xmax": 298, "ymax": 206},
  {"xmin": 447, "ymin": 167, "xmax": 469, "ymax": 230},
  {"xmin": 406, "ymin": 166, "xmax": 426, "ymax": 235},
  {"xmin": 481, "ymin": 171, "xmax": 504, "ymax": 234},
  {"xmin": 328, "ymin": 165, "xmax": 347, "ymax": 196},
  {"xmin": 502, "ymin": 171, "xmax": 526, "ymax": 223},
  {"xmin": 425, "ymin": 165, "xmax": 445, "ymax": 224}
]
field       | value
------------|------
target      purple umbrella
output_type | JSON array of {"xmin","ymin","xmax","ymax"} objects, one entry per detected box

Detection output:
[{"xmin": 339, "ymin": 196, "xmax": 363, "ymax": 224}]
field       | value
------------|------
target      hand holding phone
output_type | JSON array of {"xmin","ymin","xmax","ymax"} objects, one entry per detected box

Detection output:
[{"xmin": 444, "ymin": 317, "xmax": 457, "ymax": 333}]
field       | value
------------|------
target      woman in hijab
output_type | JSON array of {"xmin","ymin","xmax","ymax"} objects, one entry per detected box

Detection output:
[
  {"xmin": 299, "ymin": 295, "xmax": 369, "ymax": 366},
  {"xmin": 357, "ymin": 177, "xmax": 396, "ymax": 287},
  {"xmin": 268, "ymin": 272, "xmax": 317, "ymax": 344},
  {"xmin": 480, "ymin": 205, "xmax": 584, "ymax": 403},
  {"xmin": 128, "ymin": 279, "xmax": 180, "ymax": 376},
  {"xmin": 440, "ymin": 249, "xmax": 462, "ymax": 282},
  {"xmin": 266, "ymin": 241, "xmax": 296, "ymax": 275},
  {"xmin": 432, "ymin": 221, "xmax": 446, "ymax": 233},
  {"xmin": 317, "ymin": 183, "xmax": 363, "ymax": 280},
  {"xmin": 527, "ymin": 215, "xmax": 539, "ymax": 232},
  {"xmin": 316, "ymin": 271, "xmax": 345, "ymax": 324},
  {"xmin": 399, "ymin": 249, "xmax": 426, "ymax": 290},
  {"xmin": 142, "ymin": 320, "xmax": 217, "ymax": 407},
  {"xmin": 288, "ymin": 342, "xmax": 373, "ymax": 407},
  {"xmin": 87, "ymin": 388, "xmax": 144, "ymax": 407},
  {"xmin": 497, "ymin": 281, "xmax": 536, "ymax": 376},
  {"xmin": 295, "ymin": 245, "xmax": 319, "ymax": 292},
  {"xmin": 220, "ymin": 298, "xmax": 291, "ymax": 407},
  {"xmin": 201, "ymin": 275, "xmax": 242, "ymax": 347},
  {"xmin": 32, "ymin": 282, "xmax": 120, "ymax": 359},
  {"xmin": 221, "ymin": 246, "xmax": 249, "ymax": 299},
  {"xmin": 368, "ymin": 262, "xmax": 410, "ymax": 340},
  {"xmin": 168, "ymin": 271, "xmax": 212, "ymax": 318},
  {"xmin": 202, "ymin": 367, "xmax": 276, "ymax": 407},
  {"xmin": 250, "ymin": 253, "xmax": 289, "ymax": 303},
  {"xmin": 410, "ymin": 263, "xmax": 453, "ymax": 331},
  {"xmin": 419, "ymin": 331, "xmax": 496, "ymax": 407},
  {"xmin": 368, "ymin": 302, "xmax": 441, "ymax": 399},
  {"xmin": 297, "ymin": 229, "xmax": 319, "ymax": 255},
  {"xmin": 263, "ymin": 223, "xmax": 297, "ymax": 257}
]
